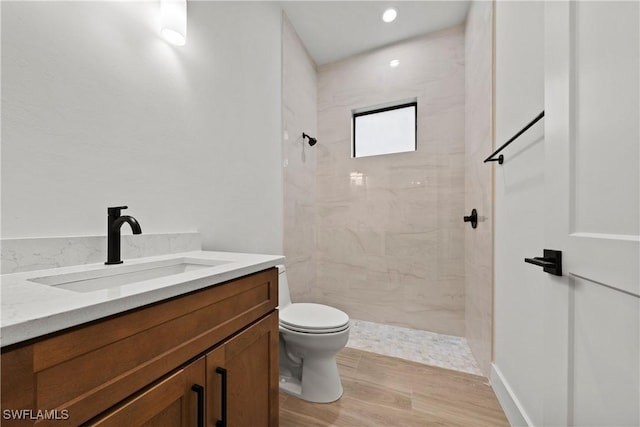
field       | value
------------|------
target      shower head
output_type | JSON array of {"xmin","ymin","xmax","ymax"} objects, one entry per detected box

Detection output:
[{"xmin": 302, "ymin": 132, "xmax": 317, "ymax": 147}]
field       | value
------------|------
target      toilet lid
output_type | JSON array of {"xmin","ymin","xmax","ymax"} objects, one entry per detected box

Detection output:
[{"xmin": 279, "ymin": 303, "xmax": 350, "ymax": 333}]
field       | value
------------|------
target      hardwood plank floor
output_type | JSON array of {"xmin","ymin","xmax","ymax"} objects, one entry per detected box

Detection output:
[{"xmin": 279, "ymin": 348, "xmax": 509, "ymax": 427}]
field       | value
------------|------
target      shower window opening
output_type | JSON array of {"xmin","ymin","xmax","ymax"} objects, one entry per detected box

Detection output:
[{"xmin": 352, "ymin": 101, "xmax": 417, "ymax": 158}]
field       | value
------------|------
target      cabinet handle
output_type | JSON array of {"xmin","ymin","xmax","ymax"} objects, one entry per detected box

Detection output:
[
  {"xmin": 191, "ymin": 384, "xmax": 204, "ymax": 427},
  {"xmin": 215, "ymin": 367, "xmax": 228, "ymax": 427}
]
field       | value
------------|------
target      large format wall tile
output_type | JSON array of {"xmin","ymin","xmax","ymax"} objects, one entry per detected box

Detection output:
[
  {"xmin": 316, "ymin": 25, "xmax": 466, "ymax": 336},
  {"xmin": 464, "ymin": 1, "xmax": 494, "ymax": 376},
  {"xmin": 282, "ymin": 15, "xmax": 318, "ymax": 301}
]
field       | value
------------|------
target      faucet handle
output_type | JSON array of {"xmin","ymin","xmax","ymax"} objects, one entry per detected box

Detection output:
[{"xmin": 107, "ymin": 206, "xmax": 128, "ymax": 216}]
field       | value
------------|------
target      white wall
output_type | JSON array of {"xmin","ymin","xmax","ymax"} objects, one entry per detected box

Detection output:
[
  {"xmin": 1, "ymin": 1, "xmax": 283, "ymax": 255},
  {"xmin": 493, "ymin": 2, "xmax": 545, "ymax": 425}
]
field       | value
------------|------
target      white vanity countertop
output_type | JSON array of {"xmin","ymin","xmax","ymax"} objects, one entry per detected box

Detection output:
[{"xmin": 1, "ymin": 250, "xmax": 284, "ymax": 347}]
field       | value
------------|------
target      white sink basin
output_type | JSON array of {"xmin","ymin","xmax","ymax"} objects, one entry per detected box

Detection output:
[{"xmin": 28, "ymin": 257, "xmax": 231, "ymax": 293}]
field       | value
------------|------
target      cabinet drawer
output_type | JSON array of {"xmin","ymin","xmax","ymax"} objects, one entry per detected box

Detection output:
[
  {"xmin": 85, "ymin": 357, "xmax": 205, "ymax": 427},
  {"xmin": 1, "ymin": 268, "xmax": 277, "ymax": 427}
]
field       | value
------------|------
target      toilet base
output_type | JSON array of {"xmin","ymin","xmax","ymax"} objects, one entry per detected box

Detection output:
[
  {"xmin": 279, "ymin": 351, "xmax": 344, "ymax": 403},
  {"xmin": 279, "ymin": 326, "xmax": 349, "ymax": 403},
  {"xmin": 279, "ymin": 375, "xmax": 344, "ymax": 403},
  {"xmin": 279, "ymin": 374, "xmax": 302, "ymax": 396}
]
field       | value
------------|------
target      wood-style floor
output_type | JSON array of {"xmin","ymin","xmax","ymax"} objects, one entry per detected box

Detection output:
[{"xmin": 279, "ymin": 347, "xmax": 509, "ymax": 427}]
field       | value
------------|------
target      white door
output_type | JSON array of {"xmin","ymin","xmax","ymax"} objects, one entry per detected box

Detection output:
[{"xmin": 543, "ymin": 2, "xmax": 639, "ymax": 426}]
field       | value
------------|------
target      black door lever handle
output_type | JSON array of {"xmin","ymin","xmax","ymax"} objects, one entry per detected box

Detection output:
[
  {"xmin": 524, "ymin": 257, "xmax": 555, "ymax": 268},
  {"xmin": 524, "ymin": 249, "xmax": 562, "ymax": 276}
]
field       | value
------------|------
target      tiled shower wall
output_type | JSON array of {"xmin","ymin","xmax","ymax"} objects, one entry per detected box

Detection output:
[
  {"xmin": 464, "ymin": 1, "xmax": 494, "ymax": 376},
  {"xmin": 314, "ymin": 26, "xmax": 466, "ymax": 336},
  {"xmin": 281, "ymin": 15, "xmax": 318, "ymax": 301}
]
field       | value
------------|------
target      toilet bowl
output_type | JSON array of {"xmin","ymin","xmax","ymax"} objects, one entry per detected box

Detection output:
[{"xmin": 277, "ymin": 265, "xmax": 350, "ymax": 403}]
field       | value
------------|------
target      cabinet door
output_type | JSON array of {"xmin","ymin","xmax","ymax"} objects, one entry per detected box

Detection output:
[
  {"xmin": 206, "ymin": 312, "xmax": 279, "ymax": 427},
  {"xmin": 87, "ymin": 357, "xmax": 206, "ymax": 427}
]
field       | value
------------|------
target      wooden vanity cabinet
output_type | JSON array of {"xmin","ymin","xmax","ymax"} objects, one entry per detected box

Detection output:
[{"xmin": 1, "ymin": 268, "xmax": 279, "ymax": 427}]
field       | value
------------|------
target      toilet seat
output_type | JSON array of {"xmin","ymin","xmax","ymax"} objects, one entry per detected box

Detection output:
[
  {"xmin": 279, "ymin": 303, "xmax": 350, "ymax": 334},
  {"xmin": 280, "ymin": 322, "xmax": 350, "ymax": 334}
]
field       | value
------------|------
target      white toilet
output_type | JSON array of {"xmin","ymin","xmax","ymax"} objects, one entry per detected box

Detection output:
[{"xmin": 277, "ymin": 265, "xmax": 351, "ymax": 403}]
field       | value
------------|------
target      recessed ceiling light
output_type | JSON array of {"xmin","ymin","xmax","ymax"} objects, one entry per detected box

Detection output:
[
  {"xmin": 389, "ymin": 59, "xmax": 400, "ymax": 68},
  {"xmin": 382, "ymin": 8, "xmax": 397, "ymax": 23}
]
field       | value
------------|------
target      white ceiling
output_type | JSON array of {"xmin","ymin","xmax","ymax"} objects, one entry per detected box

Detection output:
[{"xmin": 280, "ymin": 1, "xmax": 471, "ymax": 66}]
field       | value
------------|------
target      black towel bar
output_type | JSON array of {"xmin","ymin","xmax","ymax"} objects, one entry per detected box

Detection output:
[{"xmin": 484, "ymin": 111, "xmax": 545, "ymax": 165}]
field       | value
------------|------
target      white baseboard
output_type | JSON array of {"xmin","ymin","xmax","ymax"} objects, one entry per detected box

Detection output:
[{"xmin": 490, "ymin": 363, "xmax": 534, "ymax": 427}]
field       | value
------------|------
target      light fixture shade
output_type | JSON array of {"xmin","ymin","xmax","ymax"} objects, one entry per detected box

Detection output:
[{"xmin": 160, "ymin": 0, "xmax": 187, "ymax": 46}]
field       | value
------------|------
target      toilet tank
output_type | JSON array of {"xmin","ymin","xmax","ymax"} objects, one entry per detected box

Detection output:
[{"xmin": 276, "ymin": 264, "xmax": 291, "ymax": 309}]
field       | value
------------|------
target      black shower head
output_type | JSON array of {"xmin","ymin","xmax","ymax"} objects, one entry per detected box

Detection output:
[{"xmin": 302, "ymin": 132, "xmax": 317, "ymax": 147}]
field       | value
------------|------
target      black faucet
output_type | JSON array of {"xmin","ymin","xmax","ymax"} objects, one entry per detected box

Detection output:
[{"xmin": 105, "ymin": 206, "xmax": 142, "ymax": 265}]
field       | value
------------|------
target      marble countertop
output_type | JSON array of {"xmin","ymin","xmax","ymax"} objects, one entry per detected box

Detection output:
[{"xmin": 1, "ymin": 250, "xmax": 284, "ymax": 347}]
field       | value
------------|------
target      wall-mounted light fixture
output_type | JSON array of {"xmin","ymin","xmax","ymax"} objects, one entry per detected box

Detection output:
[{"xmin": 160, "ymin": 0, "xmax": 187, "ymax": 46}]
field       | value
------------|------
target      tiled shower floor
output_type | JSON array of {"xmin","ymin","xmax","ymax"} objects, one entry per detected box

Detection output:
[{"xmin": 346, "ymin": 319, "xmax": 482, "ymax": 375}]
